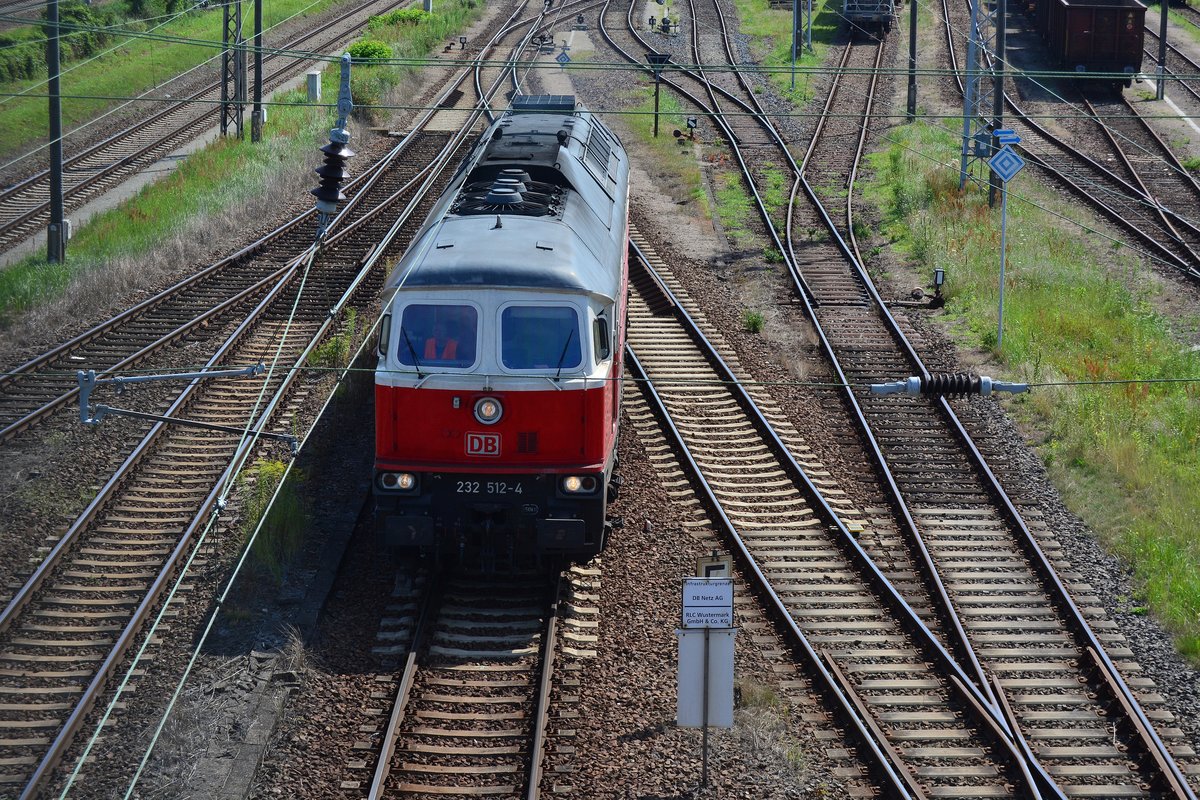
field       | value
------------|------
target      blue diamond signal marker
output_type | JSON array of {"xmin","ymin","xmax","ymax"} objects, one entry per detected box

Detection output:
[
  {"xmin": 988, "ymin": 145, "xmax": 1026, "ymax": 183},
  {"xmin": 556, "ymin": 51, "xmax": 571, "ymax": 65}
]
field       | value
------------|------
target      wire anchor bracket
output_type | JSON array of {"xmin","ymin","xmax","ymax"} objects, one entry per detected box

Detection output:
[{"xmin": 76, "ymin": 364, "xmax": 298, "ymax": 452}]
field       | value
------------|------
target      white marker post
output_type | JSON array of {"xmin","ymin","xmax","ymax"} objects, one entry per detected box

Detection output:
[
  {"xmin": 677, "ymin": 577, "xmax": 736, "ymax": 789},
  {"xmin": 988, "ymin": 131, "xmax": 1025, "ymax": 350}
]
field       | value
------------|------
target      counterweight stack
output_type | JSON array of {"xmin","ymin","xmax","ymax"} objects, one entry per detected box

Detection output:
[{"xmin": 312, "ymin": 53, "xmax": 355, "ymax": 240}]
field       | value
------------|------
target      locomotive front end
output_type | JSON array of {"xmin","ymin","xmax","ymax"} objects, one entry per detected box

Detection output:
[{"xmin": 372, "ymin": 97, "xmax": 629, "ymax": 564}]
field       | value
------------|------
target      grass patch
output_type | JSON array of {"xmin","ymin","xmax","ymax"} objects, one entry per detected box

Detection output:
[
  {"xmin": 349, "ymin": 0, "xmax": 483, "ymax": 121},
  {"xmin": 734, "ymin": 679, "xmax": 807, "ymax": 776},
  {"xmin": 237, "ymin": 460, "xmax": 307, "ymax": 581},
  {"xmin": 731, "ymin": 0, "xmax": 839, "ymax": 102},
  {"xmin": 716, "ymin": 171, "xmax": 755, "ymax": 243},
  {"xmin": 742, "ymin": 308, "xmax": 765, "ymax": 332},
  {"xmin": 865, "ymin": 121, "xmax": 1200, "ymax": 660},
  {"xmin": 0, "ymin": 91, "xmax": 329, "ymax": 323},
  {"xmin": 622, "ymin": 84, "xmax": 709, "ymax": 212},
  {"xmin": 760, "ymin": 166, "xmax": 789, "ymax": 220},
  {"xmin": 309, "ymin": 307, "xmax": 358, "ymax": 368},
  {"xmin": 0, "ymin": 0, "xmax": 346, "ymax": 159},
  {"xmin": 0, "ymin": 0, "xmax": 484, "ymax": 326}
]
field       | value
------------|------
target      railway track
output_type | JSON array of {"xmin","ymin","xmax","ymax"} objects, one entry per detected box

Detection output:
[
  {"xmin": 0, "ymin": 0, "xmax": 604, "ymax": 448},
  {"xmin": 365, "ymin": 571, "xmax": 560, "ymax": 798},
  {"xmin": 0, "ymin": 0, "xmax": 411, "ymax": 254},
  {"xmin": 0, "ymin": 135, "xmax": 464, "ymax": 796},
  {"xmin": 627, "ymin": 235, "xmax": 1051, "ymax": 797},
  {"xmin": 589, "ymin": 0, "xmax": 1200, "ymax": 790},
  {"xmin": 939, "ymin": 0, "xmax": 1200, "ymax": 279},
  {"xmin": 0, "ymin": 0, "xmax": 579, "ymax": 787},
  {"xmin": 0, "ymin": 130, "xmax": 451, "ymax": 444}
]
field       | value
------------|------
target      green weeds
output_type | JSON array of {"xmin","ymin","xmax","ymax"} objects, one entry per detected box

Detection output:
[
  {"xmin": 865, "ymin": 121, "xmax": 1200, "ymax": 661},
  {"xmin": 237, "ymin": 460, "xmax": 307, "ymax": 581},
  {"xmin": 716, "ymin": 172, "xmax": 754, "ymax": 243},
  {"xmin": 0, "ymin": 0, "xmax": 483, "ymax": 325},
  {"xmin": 308, "ymin": 308, "xmax": 358, "ymax": 369}
]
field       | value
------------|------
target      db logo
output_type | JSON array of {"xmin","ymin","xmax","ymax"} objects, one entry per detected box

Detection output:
[{"xmin": 466, "ymin": 432, "xmax": 501, "ymax": 457}]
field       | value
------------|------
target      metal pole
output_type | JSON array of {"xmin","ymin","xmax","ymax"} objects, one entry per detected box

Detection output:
[
  {"xmin": 1156, "ymin": 0, "xmax": 1168, "ymax": 100},
  {"xmin": 907, "ymin": 0, "xmax": 918, "ymax": 119},
  {"xmin": 806, "ymin": 0, "xmax": 812, "ymax": 50},
  {"xmin": 653, "ymin": 72, "xmax": 661, "ymax": 137},
  {"xmin": 997, "ymin": 182, "xmax": 1008, "ymax": 349},
  {"xmin": 251, "ymin": 0, "xmax": 262, "ymax": 141},
  {"xmin": 988, "ymin": 0, "xmax": 1005, "ymax": 208},
  {"xmin": 701, "ymin": 627, "xmax": 710, "ymax": 788},
  {"xmin": 959, "ymin": 0, "xmax": 979, "ymax": 188},
  {"xmin": 235, "ymin": 0, "xmax": 246, "ymax": 140},
  {"xmin": 46, "ymin": 0, "xmax": 65, "ymax": 263},
  {"xmin": 791, "ymin": 0, "xmax": 798, "ymax": 90}
]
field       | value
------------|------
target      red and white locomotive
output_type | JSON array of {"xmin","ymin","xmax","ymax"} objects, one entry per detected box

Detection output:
[{"xmin": 373, "ymin": 96, "xmax": 629, "ymax": 562}]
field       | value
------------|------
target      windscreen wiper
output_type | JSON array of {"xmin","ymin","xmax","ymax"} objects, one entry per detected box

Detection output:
[
  {"xmin": 554, "ymin": 328, "xmax": 576, "ymax": 381},
  {"xmin": 402, "ymin": 329, "xmax": 425, "ymax": 378}
]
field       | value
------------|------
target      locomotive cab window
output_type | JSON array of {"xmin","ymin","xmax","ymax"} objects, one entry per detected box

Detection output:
[
  {"xmin": 501, "ymin": 305, "xmax": 582, "ymax": 371},
  {"xmin": 593, "ymin": 313, "xmax": 611, "ymax": 362},
  {"xmin": 395, "ymin": 303, "xmax": 478, "ymax": 369}
]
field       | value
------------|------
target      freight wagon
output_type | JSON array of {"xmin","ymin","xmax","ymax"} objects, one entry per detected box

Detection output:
[{"xmin": 1036, "ymin": 0, "xmax": 1146, "ymax": 85}]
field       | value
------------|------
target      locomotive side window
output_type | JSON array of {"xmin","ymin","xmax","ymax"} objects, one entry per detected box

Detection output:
[
  {"xmin": 593, "ymin": 314, "xmax": 611, "ymax": 362},
  {"xmin": 396, "ymin": 303, "xmax": 478, "ymax": 368},
  {"xmin": 501, "ymin": 306, "xmax": 582, "ymax": 370},
  {"xmin": 378, "ymin": 312, "xmax": 391, "ymax": 356}
]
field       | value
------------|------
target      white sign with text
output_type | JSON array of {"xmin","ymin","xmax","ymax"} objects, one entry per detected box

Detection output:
[{"xmin": 681, "ymin": 578, "xmax": 734, "ymax": 629}]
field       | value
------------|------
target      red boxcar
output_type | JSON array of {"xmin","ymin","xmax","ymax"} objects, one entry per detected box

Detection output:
[{"xmin": 1038, "ymin": 0, "xmax": 1146, "ymax": 82}]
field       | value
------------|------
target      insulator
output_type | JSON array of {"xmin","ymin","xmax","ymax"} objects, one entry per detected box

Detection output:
[
  {"xmin": 921, "ymin": 373, "xmax": 982, "ymax": 397},
  {"xmin": 311, "ymin": 140, "xmax": 355, "ymax": 212}
]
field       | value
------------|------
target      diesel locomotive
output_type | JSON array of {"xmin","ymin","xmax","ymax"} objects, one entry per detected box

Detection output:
[{"xmin": 373, "ymin": 96, "xmax": 630, "ymax": 562}]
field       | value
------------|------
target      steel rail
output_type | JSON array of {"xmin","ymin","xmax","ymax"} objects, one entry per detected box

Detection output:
[
  {"xmin": 524, "ymin": 573, "xmax": 564, "ymax": 800},
  {"xmin": 2, "ymin": 0, "xmax": 545, "ymax": 637},
  {"xmin": 367, "ymin": 574, "xmax": 441, "ymax": 800},
  {"xmin": 6, "ymin": 114, "xmax": 478, "ymax": 800},
  {"xmin": 594, "ymin": 0, "xmax": 817, "ymax": 304},
  {"xmin": 0, "ymin": 33, "xmax": 499, "ymax": 441},
  {"xmin": 787, "ymin": 33, "xmax": 1004, "ymax": 713},
  {"xmin": 682, "ymin": 3, "xmax": 1023, "ymax": 746},
  {"xmin": 0, "ymin": 117, "xmax": 431, "ymax": 394},
  {"xmin": 629, "ymin": 239, "xmax": 1060, "ymax": 799},
  {"xmin": 938, "ymin": 0, "xmax": 1200, "ymax": 278},
  {"xmin": 1141, "ymin": 28, "xmax": 1200, "ymax": 107},
  {"xmin": 0, "ymin": 0, "xmax": 415, "ymax": 247},
  {"xmin": 623, "ymin": 347, "xmax": 917, "ymax": 800},
  {"xmin": 836, "ymin": 5, "xmax": 1200, "ymax": 794},
  {"xmin": 9, "ymin": 6, "xmax": 573, "ymax": 790},
  {"xmin": 1079, "ymin": 96, "xmax": 1200, "ymax": 263},
  {"xmin": 0, "ymin": 147, "xmax": 438, "ymax": 444},
  {"xmin": 612, "ymin": 0, "xmax": 1033, "ymax": 755}
]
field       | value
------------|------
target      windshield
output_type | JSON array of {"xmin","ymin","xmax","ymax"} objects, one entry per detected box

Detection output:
[
  {"xmin": 396, "ymin": 303, "xmax": 478, "ymax": 368},
  {"xmin": 501, "ymin": 306, "xmax": 582, "ymax": 370}
]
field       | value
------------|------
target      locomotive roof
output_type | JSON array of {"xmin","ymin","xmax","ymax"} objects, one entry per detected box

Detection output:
[{"xmin": 383, "ymin": 104, "xmax": 629, "ymax": 303}]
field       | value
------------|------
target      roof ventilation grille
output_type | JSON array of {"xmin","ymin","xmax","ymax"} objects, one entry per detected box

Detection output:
[
  {"xmin": 484, "ymin": 186, "xmax": 523, "ymax": 205},
  {"xmin": 452, "ymin": 175, "xmax": 565, "ymax": 217}
]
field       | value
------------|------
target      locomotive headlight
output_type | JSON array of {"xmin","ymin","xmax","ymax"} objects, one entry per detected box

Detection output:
[
  {"xmin": 379, "ymin": 472, "xmax": 417, "ymax": 492},
  {"xmin": 561, "ymin": 475, "xmax": 599, "ymax": 494},
  {"xmin": 474, "ymin": 396, "xmax": 503, "ymax": 425}
]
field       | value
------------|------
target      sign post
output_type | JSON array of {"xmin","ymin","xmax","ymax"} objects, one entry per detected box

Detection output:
[
  {"xmin": 678, "ymin": 577, "xmax": 735, "ymax": 789},
  {"xmin": 987, "ymin": 130, "xmax": 1024, "ymax": 350}
]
